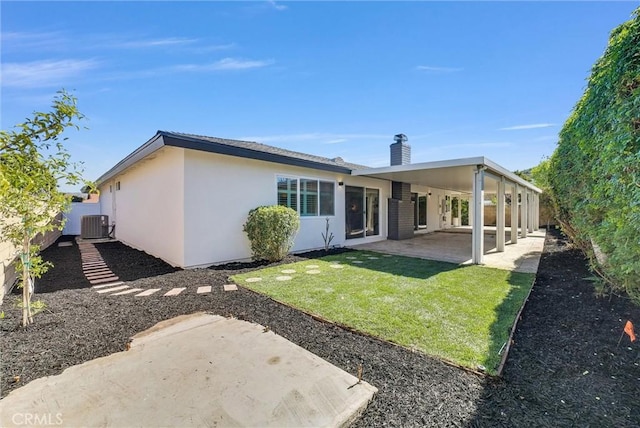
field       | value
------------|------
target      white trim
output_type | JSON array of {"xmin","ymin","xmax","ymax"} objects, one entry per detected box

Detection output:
[
  {"xmin": 274, "ymin": 173, "xmax": 337, "ymax": 218},
  {"xmin": 351, "ymin": 156, "xmax": 542, "ymax": 194}
]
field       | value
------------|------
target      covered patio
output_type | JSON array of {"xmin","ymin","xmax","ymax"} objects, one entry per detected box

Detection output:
[
  {"xmin": 351, "ymin": 156, "xmax": 543, "ymax": 268},
  {"xmin": 353, "ymin": 228, "xmax": 545, "ymax": 273}
]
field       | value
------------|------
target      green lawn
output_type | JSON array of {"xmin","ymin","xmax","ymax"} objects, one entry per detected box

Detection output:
[{"xmin": 231, "ymin": 250, "xmax": 534, "ymax": 374}]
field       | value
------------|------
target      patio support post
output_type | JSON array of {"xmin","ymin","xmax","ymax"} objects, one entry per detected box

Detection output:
[
  {"xmin": 472, "ymin": 166, "xmax": 485, "ymax": 264},
  {"xmin": 496, "ymin": 177, "xmax": 506, "ymax": 252},
  {"xmin": 527, "ymin": 192, "xmax": 534, "ymax": 233},
  {"xmin": 521, "ymin": 188, "xmax": 528, "ymax": 238},
  {"xmin": 511, "ymin": 183, "xmax": 518, "ymax": 244},
  {"xmin": 533, "ymin": 193, "xmax": 539, "ymax": 230}
]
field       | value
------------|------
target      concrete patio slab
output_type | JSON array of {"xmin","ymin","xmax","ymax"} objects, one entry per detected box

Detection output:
[
  {"xmin": 354, "ymin": 228, "xmax": 545, "ymax": 273},
  {"xmin": 0, "ymin": 313, "xmax": 377, "ymax": 427}
]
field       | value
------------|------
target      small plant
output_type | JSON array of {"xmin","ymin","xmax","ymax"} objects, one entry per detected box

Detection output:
[
  {"xmin": 243, "ymin": 205, "xmax": 300, "ymax": 262},
  {"xmin": 321, "ymin": 217, "xmax": 335, "ymax": 251},
  {"xmin": 14, "ymin": 298, "xmax": 47, "ymax": 317}
]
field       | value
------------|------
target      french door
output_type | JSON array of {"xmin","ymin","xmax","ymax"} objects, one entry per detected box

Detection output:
[
  {"xmin": 345, "ymin": 186, "xmax": 379, "ymax": 239},
  {"xmin": 412, "ymin": 193, "xmax": 427, "ymax": 230}
]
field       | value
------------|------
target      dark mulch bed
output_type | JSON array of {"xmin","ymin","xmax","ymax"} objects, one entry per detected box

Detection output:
[{"xmin": 2, "ymin": 230, "xmax": 639, "ymax": 426}]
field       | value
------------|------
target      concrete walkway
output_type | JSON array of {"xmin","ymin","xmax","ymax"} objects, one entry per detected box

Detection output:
[
  {"xmin": 354, "ymin": 228, "xmax": 546, "ymax": 273},
  {"xmin": 0, "ymin": 313, "xmax": 377, "ymax": 427}
]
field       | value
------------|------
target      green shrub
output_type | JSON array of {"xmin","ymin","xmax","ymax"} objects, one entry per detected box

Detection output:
[
  {"xmin": 547, "ymin": 8, "xmax": 640, "ymax": 302},
  {"xmin": 243, "ymin": 205, "xmax": 300, "ymax": 262}
]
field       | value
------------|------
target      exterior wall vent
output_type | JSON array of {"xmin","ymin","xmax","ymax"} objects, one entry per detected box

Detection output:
[{"xmin": 81, "ymin": 215, "xmax": 110, "ymax": 239}]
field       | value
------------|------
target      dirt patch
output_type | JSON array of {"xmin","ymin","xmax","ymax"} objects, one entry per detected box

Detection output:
[{"xmin": 1, "ymin": 231, "xmax": 639, "ymax": 426}]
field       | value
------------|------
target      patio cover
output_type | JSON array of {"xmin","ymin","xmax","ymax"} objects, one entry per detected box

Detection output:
[{"xmin": 351, "ymin": 156, "xmax": 542, "ymax": 265}]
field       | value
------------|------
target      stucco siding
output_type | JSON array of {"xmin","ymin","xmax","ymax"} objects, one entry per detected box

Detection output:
[
  {"xmin": 100, "ymin": 147, "xmax": 185, "ymax": 267},
  {"xmin": 183, "ymin": 150, "xmax": 390, "ymax": 267}
]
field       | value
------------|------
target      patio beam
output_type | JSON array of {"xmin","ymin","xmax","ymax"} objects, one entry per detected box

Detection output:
[
  {"xmin": 511, "ymin": 183, "xmax": 518, "ymax": 244},
  {"xmin": 496, "ymin": 177, "xmax": 505, "ymax": 252},
  {"xmin": 472, "ymin": 166, "xmax": 485, "ymax": 264}
]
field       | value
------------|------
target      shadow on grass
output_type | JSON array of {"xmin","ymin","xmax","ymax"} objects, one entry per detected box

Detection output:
[
  {"xmin": 483, "ymin": 230, "xmax": 546, "ymax": 374},
  {"xmin": 235, "ymin": 246, "xmax": 538, "ymax": 373}
]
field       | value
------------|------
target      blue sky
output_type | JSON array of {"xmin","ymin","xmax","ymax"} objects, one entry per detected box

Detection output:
[{"xmin": 2, "ymin": 1, "xmax": 638, "ymax": 191}]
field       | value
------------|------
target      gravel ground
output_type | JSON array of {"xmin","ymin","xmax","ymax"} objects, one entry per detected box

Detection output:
[{"xmin": 1, "ymin": 229, "xmax": 639, "ymax": 427}]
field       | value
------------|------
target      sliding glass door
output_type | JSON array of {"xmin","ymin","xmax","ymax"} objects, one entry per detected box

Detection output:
[{"xmin": 346, "ymin": 186, "xmax": 379, "ymax": 239}]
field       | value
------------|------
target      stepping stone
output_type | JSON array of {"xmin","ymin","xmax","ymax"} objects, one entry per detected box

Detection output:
[
  {"xmin": 84, "ymin": 268, "xmax": 112, "ymax": 274},
  {"xmin": 281, "ymin": 269, "xmax": 296, "ymax": 274},
  {"xmin": 83, "ymin": 263, "xmax": 107, "ymax": 268},
  {"xmin": 90, "ymin": 276, "xmax": 120, "ymax": 285},
  {"xmin": 84, "ymin": 269, "xmax": 111, "ymax": 275},
  {"xmin": 223, "ymin": 284, "xmax": 238, "ymax": 292},
  {"xmin": 86, "ymin": 273, "xmax": 117, "ymax": 280},
  {"xmin": 276, "ymin": 276, "xmax": 292, "ymax": 281},
  {"xmin": 96, "ymin": 285, "xmax": 129, "ymax": 294},
  {"xmin": 164, "ymin": 287, "xmax": 186, "ymax": 296},
  {"xmin": 84, "ymin": 267, "xmax": 112, "ymax": 273},
  {"xmin": 92, "ymin": 282, "xmax": 124, "ymax": 289},
  {"xmin": 352, "ymin": 260, "xmax": 363, "ymax": 264},
  {"xmin": 305, "ymin": 265, "xmax": 319, "ymax": 269},
  {"xmin": 245, "ymin": 277, "xmax": 262, "ymax": 283},
  {"xmin": 306, "ymin": 270, "xmax": 321, "ymax": 274},
  {"xmin": 329, "ymin": 264, "xmax": 344, "ymax": 269},
  {"xmin": 58, "ymin": 242, "xmax": 73, "ymax": 247},
  {"xmin": 197, "ymin": 286, "xmax": 212, "ymax": 294},
  {"xmin": 382, "ymin": 254, "xmax": 393, "ymax": 257},
  {"xmin": 345, "ymin": 256, "xmax": 357, "ymax": 260},
  {"xmin": 367, "ymin": 257, "xmax": 379, "ymax": 260},
  {"xmin": 111, "ymin": 288, "xmax": 143, "ymax": 296},
  {"xmin": 135, "ymin": 289, "xmax": 161, "ymax": 297}
]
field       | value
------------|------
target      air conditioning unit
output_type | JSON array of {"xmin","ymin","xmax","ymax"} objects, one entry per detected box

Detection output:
[{"xmin": 81, "ymin": 215, "xmax": 110, "ymax": 239}]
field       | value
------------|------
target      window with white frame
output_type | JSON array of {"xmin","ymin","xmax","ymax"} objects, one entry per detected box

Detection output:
[{"xmin": 277, "ymin": 176, "xmax": 335, "ymax": 216}]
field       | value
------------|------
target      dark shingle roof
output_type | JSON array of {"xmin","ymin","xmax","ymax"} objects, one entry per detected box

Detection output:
[
  {"xmin": 96, "ymin": 130, "xmax": 370, "ymax": 185},
  {"xmin": 162, "ymin": 131, "xmax": 369, "ymax": 171}
]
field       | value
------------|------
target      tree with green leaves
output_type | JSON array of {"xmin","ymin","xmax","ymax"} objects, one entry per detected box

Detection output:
[{"xmin": 0, "ymin": 90, "xmax": 89, "ymax": 326}]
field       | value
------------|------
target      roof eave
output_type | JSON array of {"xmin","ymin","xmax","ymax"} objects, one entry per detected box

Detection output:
[
  {"xmin": 95, "ymin": 131, "xmax": 166, "ymax": 186},
  {"xmin": 95, "ymin": 131, "xmax": 354, "ymax": 186}
]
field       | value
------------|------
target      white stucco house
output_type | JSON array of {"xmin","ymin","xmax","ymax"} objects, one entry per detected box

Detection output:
[{"xmin": 95, "ymin": 131, "xmax": 541, "ymax": 268}]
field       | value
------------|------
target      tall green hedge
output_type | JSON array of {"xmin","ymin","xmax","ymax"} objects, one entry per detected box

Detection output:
[{"xmin": 548, "ymin": 8, "xmax": 640, "ymax": 301}]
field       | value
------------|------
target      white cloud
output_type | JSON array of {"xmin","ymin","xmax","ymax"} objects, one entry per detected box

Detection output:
[
  {"xmin": 115, "ymin": 37, "xmax": 198, "ymax": 49},
  {"xmin": 416, "ymin": 65, "xmax": 463, "ymax": 73},
  {"xmin": 172, "ymin": 58, "xmax": 274, "ymax": 72},
  {"xmin": 192, "ymin": 43, "xmax": 237, "ymax": 53},
  {"xmin": 326, "ymin": 138, "xmax": 347, "ymax": 144},
  {"xmin": 499, "ymin": 123, "xmax": 555, "ymax": 131},
  {"xmin": 267, "ymin": 0, "xmax": 288, "ymax": 11},
  {"xmin": 2, "ymin": 59, "xmax": 100, "ymax": 88},
  {"xmin": 1, "ymin": 31, "xmax": 67, "ymax": 51}
]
